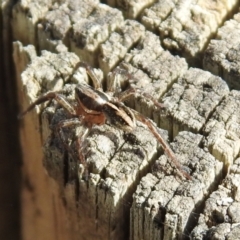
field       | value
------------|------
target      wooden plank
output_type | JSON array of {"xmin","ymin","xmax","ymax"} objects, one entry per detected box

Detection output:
[{"xmin": 8, "ymin": 0, "xmax": 240, "ymax": 240}]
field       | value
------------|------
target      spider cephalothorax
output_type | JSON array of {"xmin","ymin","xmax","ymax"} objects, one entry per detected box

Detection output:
[{"xmin": 19, "ymin": 62, "xmax": 191, "ymax": 180}]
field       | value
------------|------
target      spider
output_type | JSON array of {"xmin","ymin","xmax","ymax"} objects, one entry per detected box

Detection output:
[{"xmin": 19, "ymin": 62, "xmax": 191, "ymax": 180}]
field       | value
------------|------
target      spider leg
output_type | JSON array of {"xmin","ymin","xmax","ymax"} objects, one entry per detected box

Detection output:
[
  {"xmin": 18, "ymin": 91, "xmax": 77, "ymax": 119},
  {"xmin": 109, "ymin": 65, "xmax": 165, "ymax": 108},
  {"xmin": 131, "ymin": 109, "xmax": 192, "ymax": 180},
  {"xmin": 55, "ymin": 118, "xmax": 81, "ymax": 157},
  {"xmin": 107, "ymin": 66, "xmax": 130, "ymax": 93},
  {"xmin": 116, "ymin": 87, "xmax": 165, "ymax": 109},
  {"xmin": 55, "ymin": 118, "xmax": 90, "ymax": 180},
  {"xmin": 73, "ymin": 62, "xmax": 103, "ymax": 91},
  {"xmin": 76, "ymin": 127, "xmax": 91, "ymax": 180}
]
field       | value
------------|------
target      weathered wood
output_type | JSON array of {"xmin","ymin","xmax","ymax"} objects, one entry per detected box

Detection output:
[
  {"xmin": 191, "ymin": 157, "xmax": 240, "ymax": 239},
  {"xmin": 13, "ymin": 42, "xmax": 78, "ymax": 240},
  {"xmin": 121, "ymin": 31, "xmax": 188, "ymax": 119},
  {"xmin": 12, "ymin": 0, "xmax": 51, "ymax": 45},
  {"xmin": 8, "ymin": 1, "xmax": 240, "ymax": 240},
  {"xmin": 203, "ymin": 12, "xmax": 240, "ymax": 90},
  {"xmin": 160, "ymin": 68, "xmax": 229, "ymax": 139},
  {"xmin": 141, "ymin": 0, "xmax": 239, "ymax": 65},
  {"xmin": 204, "ymin": 90, "xmax": 240, "ymax": 172},
  {"xmin": 99, "ymin": 20, "xmax": 145, "ymax": 74},
  {"xmin": 106, "ymin": 0, "xmax": 156, "ymax": 19},
  {"xmin": 38, "ymin": 0, "xmax": 124, "ymax": 66},
  {"xmin": 15, "ymin": 42, "xmax": 168, "ymax": 239},
  {"xmin": 125, "ymin": 31, "xmax": 188, "ymax": 96},
  {"xmin": 131, "ymin": 131, "xmax": 223, "ymax": 240}
]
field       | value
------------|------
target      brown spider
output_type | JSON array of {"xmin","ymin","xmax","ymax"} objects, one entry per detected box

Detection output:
[{"xmin": 19, "ymin": 62, "xmax": 191, "ymax": 180}]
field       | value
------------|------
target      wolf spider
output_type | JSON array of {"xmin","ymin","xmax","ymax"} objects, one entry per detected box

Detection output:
[{"xmin": 19, "ymin": 62, "xmax": 191, "ymax": 180}]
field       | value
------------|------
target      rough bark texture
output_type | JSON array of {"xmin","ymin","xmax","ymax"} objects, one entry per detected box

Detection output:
[{"xmin": 2, "ymin": 0, "xmax": 240, "ymax": 240}]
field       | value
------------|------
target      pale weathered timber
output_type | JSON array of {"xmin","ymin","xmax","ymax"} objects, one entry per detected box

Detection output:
[
  {"xmin": 203, "ymin": 12, "xmax": 240, "ymax": 90},
  {"xmin": 118, "ymin": 31, "xmax": 188, "ymax": 120},
  {"xmin": 71, "ymin": 4, "xmax": 123, "ymax": 66},
  {"xmin": 125, "ymin": 31, "xmax": 188, "ymax": 92},
  {"xmin": 38, "ymin": 0, "xmax": 124, "ymax": 65},
  {"xmin": 160, "ymin": 68, "xmax": 229, "ymax": 140},
  {"xmin": 191, "ymin": 157, "xmax": 240, "ymax": 239},
  {"xmin": 99, "ymin": 20, "xmax": 145, "ymax": 75},
  {"xmin": 42, "ymin": 81, "xmax": 162, "ymax": 240},
  {"xmin": 10, "ymin": 1, "xmax": 240, "ymax": 240},
  {"xmin": 131, "ymin": 131, "xmax": 223, "ymax": 240},
  {"xmin": 204, "ymin": 90, "xmax": 240, "ymax": 173},
  {"xmin": 106, "ymin": 0, "xmax": 156, "ymax": 19},
  {"xmin": 141, "ymin": 0, "xmax": 239, "ymax": 65},
  {"xmin": 15, "ymin": 43, "xmax": 170, "ymax": 240},
  {"xmin": 14, "ymin": 41, "xmax": 82, "ymax": 240},
  {"xmin": 11, "ymin": 0, "xmax": 52, "ymax": 45},
  {"xmin": 12, "ymin": 0, "xmax": 124, "ymax": 65},
  {"xmin": 78, "ymin": 122, "xmax": 160, "ymax": 240}
]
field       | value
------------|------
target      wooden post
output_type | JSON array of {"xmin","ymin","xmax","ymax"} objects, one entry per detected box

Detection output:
[{"xmin": 7, "ymin": 1, "xmax": 240, "ymax": 240}]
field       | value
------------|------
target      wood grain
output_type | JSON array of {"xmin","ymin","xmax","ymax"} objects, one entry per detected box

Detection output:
[{"xmin": 4, "ymin": 0, "xmax": 240, "ymax": 240}]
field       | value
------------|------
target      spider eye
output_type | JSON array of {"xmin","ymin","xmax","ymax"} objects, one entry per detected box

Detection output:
[{"xmin": 102, "ymin": 102, "xmax": 136, "ymax": 132}]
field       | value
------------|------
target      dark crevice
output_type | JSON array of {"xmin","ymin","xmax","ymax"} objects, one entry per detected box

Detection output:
[
  {"xmin": 95, "ymin": 186, "xmax": 99, "ymax": 231},
  {"xmin": 63, "ymin": 151, "xmax": 69, "ymax": 186},
  {"xmin": 1, "ymin": 1, "xmax": 22, "ymax": 240}
]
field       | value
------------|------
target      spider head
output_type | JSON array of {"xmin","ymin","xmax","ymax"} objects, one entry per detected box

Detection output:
[{"xmin": 102, "ymin": 101, "xmax": 136, "ymax": 132}]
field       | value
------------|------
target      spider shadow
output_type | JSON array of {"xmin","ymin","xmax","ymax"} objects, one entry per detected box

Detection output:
[{"xmin": 122, "ymin": 132, "xmax": 146, "ymax": 160}]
